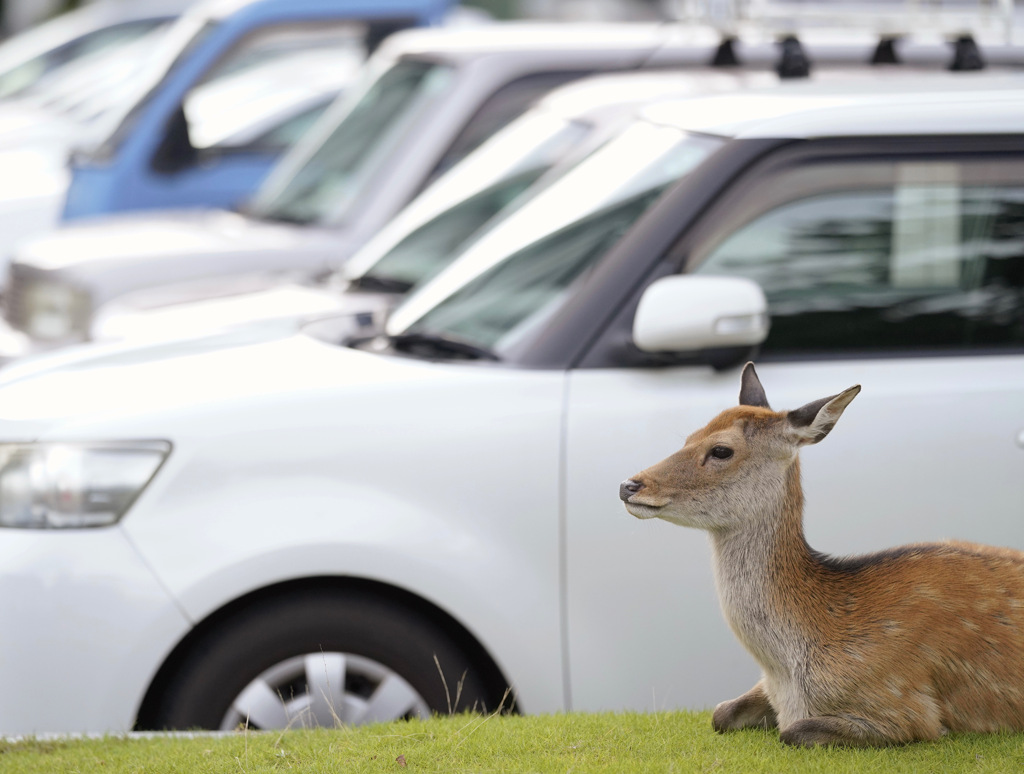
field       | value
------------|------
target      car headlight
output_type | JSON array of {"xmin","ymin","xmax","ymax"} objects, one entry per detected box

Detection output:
[
  {"xmin": 22, "ymin": 281, "xmax": 91, "ymax": 342},
  {"xmin": 0, "ymin": 441, "xmax": 170, "ymax": 529}
]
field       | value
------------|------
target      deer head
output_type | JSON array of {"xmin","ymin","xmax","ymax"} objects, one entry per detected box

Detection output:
[{"xmin": 619, "ymin": 363, "xmax": 860, "ymax": 531}]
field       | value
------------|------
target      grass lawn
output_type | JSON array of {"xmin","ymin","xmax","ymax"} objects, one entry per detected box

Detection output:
[{"xmin": 4, "ymin": 711, "xmax": 1024, "ymax": 773}]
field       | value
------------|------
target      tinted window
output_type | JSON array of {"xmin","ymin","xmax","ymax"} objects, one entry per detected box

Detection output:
[
  {"xmin": 693, "ymin": 159, "xmax": 1024, "ymax": 355},
  {"xmin": 180, "ymin": 24, "xmax": 365, "ymax": 153},
  {"xmin": 0, "ymin": 18, "xmax": 168, "ymax": 98},
  {"xmin": 360, "ymin": 168, "xmax": 543, "ymax": 291},
  {"xmin": 250, "ymin": 59, "xmax": 454, "ymax": 224},
  {"xmin": 239, "ymin": 100, "xmax": 331, "ymax": 151},
  {"xmin": 389, "ymin": 127, "xmax": 722, "ymax": 357},
  {"xmin": 426, "ymin": 71, "xmax": 589, "ymax": 185},
  {"xmin": 407, "ymin": 187, "xmax": 665, "ymax": 353}
]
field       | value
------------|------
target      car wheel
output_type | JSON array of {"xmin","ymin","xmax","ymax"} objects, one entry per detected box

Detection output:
[{"xmin": 151, "ymin": 589, "xmax": 495, "ymax": 730}]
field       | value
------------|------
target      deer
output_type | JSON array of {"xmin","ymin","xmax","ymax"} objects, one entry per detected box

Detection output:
[{"xmin": 619, "ymin": 362, "xmax": 1024, "ymax": 747}]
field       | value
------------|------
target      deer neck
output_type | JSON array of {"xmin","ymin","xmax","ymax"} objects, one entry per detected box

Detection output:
[{"xmin": 708, "ymin": 459, "xmax": 819, "ymax": 669}]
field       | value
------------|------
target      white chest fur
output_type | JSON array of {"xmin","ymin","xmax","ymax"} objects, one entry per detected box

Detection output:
[{"xmin": 711, "ymin": 530, "xmax": 811, "ymax": 725}]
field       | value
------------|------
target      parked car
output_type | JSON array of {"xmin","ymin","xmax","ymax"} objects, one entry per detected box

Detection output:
[
  {"xmin": 4, "ymin": 22, "xmax": 1021, "ymax": 363},
  {"xmin": 0, "ymin": 72, "xmax": 1021, "ymax": 736}
]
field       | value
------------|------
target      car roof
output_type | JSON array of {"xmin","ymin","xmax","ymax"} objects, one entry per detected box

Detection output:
[
  {"xmin": 641, "ymin": 72, "xmax": 1024, "ymax": 138},
  {"xmin": 530, "ymin": 70, "xmax": 785, "ymax": 124},
  {"xmin": 380, "ymin": 22, "xmax": 721, "ymax": 61},
  {"xmin": 198, "ymin": 0, "xmax": 451, "ymax": 23},
  {"xmin": 380, "ymin": 19, "xmax": 1024, "ymax": 67}
]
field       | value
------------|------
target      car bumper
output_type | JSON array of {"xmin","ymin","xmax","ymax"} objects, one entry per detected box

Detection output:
[{"xmin": 0, "ymin": 526, "xmax": 191, "ymax": 735}]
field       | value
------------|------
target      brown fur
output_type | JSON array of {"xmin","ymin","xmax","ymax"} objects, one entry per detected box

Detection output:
[{"xmin": 620, "ymin": 364, "xmax": 1024, "ymax": 747}]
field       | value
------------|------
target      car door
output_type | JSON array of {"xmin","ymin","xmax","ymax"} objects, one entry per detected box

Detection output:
[{"xmin": 562, "ymin": 140, "xmax": 1024, "ymax": 714}]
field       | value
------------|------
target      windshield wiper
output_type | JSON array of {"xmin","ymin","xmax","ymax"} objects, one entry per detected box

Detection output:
[
  {"xmin": 350, "ymin": 275, "xmax": 413, "ymax": 294},
  {"xmin": 388, "ymin": 332, "xmax": 499, "ymax": 362},
  {"xmin": 256, "ymin": 210, "xmax": 313, "ymax": 225}
]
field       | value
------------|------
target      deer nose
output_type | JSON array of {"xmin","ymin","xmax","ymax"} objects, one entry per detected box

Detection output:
[{"xmin": 619, "ymin": 479, "xmax": 643, "ymax": 502}]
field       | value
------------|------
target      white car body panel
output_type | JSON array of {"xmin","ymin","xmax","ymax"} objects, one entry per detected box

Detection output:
[
  {"xmin": 0, "ymin": 333, "xmax": 568, "ymax": 731},
  {"xmin": 92, "ymin": 282, "xmax": 359, "ymax": 342},
  {"xmin": 0, "ymin": 103, "xmax": 79, "ymax": 151},
  {"xmin": 0, "ymin": 527, "xmax": 190, "ymax": 734},
  {"xmin": 0, "ymin": 145, "xmax": 68, "ymax": 230},
  {"xmin": 19, "ymin": 210, "xmax": 341, "ymax": 296}
]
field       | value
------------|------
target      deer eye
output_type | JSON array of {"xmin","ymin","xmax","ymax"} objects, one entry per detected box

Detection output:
[{"xmin": 708, "ymin": 445, "xmax": 734, "ymax": 461}]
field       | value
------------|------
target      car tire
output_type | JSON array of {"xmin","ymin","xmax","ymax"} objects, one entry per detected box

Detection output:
[{"xmin": 150, "ymin": 588, "xmax": 497, "ymax": 730}]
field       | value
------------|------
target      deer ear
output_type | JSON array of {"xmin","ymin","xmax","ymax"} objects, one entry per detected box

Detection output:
[
  {"xmin": 738, "ymin": 362, "xmax": 770, "ymax": 409},
  {"xmin": 785, "ymin": 385, "xmax": 861, "ymax": 445}
]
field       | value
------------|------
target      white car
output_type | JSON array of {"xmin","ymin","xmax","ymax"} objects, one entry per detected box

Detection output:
[{"xmin": 0, "ymin": 75, "xmax": 1022, "ymax": 736}]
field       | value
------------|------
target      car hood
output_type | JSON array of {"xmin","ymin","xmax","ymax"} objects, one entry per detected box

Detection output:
[
  {"xmin": 13, "ymin": 209, "xmax": 344, "ymax": 305},
  {"xmin": 0, "ymin": 146, "xmax": 70, "ymax": 274},
  {"xmin": 0, "ymin": 103, "xmax": 78, "ymax": 152},
  {"xmin": 0, "ymin": 326, "xmax": 441, "ymax": 440},
  {"xmin": 91, "ymin": 280, "xmax": 396, "ymax": 344},
  {"xmin": 0, "ymin": 143, "xmax": 70, "ymax": 203}
]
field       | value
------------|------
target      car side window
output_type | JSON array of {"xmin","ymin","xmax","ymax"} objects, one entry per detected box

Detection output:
[{"xmin": 691, "ymin": 158, "xmax": 1024, "ymax": 356}]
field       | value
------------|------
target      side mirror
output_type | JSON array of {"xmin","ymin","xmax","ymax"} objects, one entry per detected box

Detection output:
[
  {"xmin": 151, "ymin": 105, "xmax": 198, "ymax": 174},
  {"xmin": 632, "ymin": 275, "xmax": 769, "ymax": 353}
]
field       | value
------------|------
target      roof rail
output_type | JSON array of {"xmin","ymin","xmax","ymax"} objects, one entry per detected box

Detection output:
[
  {"xmin": 776, "ymin": 34, "xmax": 811, "ymax": 77},
  {"xmin": 710, "ymin": 36, "xmax": 741, "ymax": 65},
  {"xmin": 870, "ymin": 36, "xmax": 901, "ymax": 63},
  {"xmin": 666, "ymin": 0, "xmax": 1016, "ymax": 44}
]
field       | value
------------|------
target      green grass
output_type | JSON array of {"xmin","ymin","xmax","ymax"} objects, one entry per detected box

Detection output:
[{"xmin": 4, "ymin": 711, "xmax": 1024, "ymax": 773}]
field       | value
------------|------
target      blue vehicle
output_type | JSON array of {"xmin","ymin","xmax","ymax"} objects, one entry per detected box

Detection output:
[{"xmin": 62, "ymin": 0, "xmax": 454, "ymax": 221}]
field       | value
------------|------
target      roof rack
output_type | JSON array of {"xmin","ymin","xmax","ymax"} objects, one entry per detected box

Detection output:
[{"xmin": 666, "ymin": 0, "xmax": 1016, "ymax": 44}]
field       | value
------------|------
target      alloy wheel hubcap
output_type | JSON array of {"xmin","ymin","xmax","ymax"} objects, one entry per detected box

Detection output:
[{"xmin": 219, "ymin": 652, "xmax": 430, "ymax": 730}]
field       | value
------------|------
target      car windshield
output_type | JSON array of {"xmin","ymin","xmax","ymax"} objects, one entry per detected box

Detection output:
[
  {"xmin": 11, "ymin": 29, "xmax": 165, "ymax": 123},
  {"xmin": 0, "ymin": 16, "xmax": 170, "ymax": 100},
  {"xmin": 83, "ymin": 14, "xmax": 218, "ymax": 160},
  {"xmin": 350, "ymin": 111, "xmax": 591, "ymax": 291},
  {"xmin": 384, "ymin": 121, "xmax": 723, "ymax": 358},
  {"xmin": 248, "ymin": 58, "xmax": 455, "ymax": 225}
]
